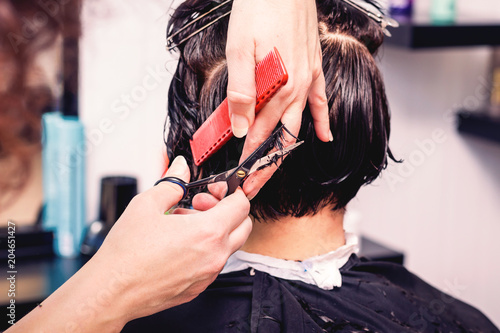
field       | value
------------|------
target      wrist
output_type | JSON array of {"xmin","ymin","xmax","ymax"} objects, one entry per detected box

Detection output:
[
  {"xmin": 85, "ymin": 250, "xmax": 137, "ymax": 329},
  {"xmin": 7, "ymin": 252, "xmax": 131, "ymax": 333}
]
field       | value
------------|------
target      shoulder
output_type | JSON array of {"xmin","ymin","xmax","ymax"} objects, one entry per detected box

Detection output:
[
  {"xmin": 338, "ymin": 255, "xmax": 499, "ymax": 333},
  {"xmin": 123, "ymin": 257, "xmax": 499, "ymax": 333}
]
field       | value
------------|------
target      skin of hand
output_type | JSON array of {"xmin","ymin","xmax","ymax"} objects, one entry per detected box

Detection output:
[
  {"xmin": 226, "ymin": 0, "xmax": 332, "ymax": 199},
  {"xmin": 7, "ymin": 156, "xmax": 252, "ymax": 333}
]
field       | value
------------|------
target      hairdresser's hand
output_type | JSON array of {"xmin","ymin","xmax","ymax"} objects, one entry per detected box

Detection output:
[
  {"xmin": 8, "ymin": 156, "xmax": 252, "ymax": 333},
  {"xmin": 97, "ymin": 156, "xmax": 252, "ymax": 322},
  {"xmin": 226, "ymin": 0, "xmax": 331, "ymax": 198}
]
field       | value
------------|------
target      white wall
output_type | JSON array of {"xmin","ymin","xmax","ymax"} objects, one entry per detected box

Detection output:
[
  {"xmin": 352, "ymin": 45, "xmax": 500, "ymax": 327},
  {"xmin": 351, "ymin": 0, "xmax": 500, "ymax": 325},
  {"xmin": 81, "ymin": 0, "xmax": 500, "ymax": 327},
  {"xmin": 81, "ymin": 0, "xmax": 175, "ymax": 220}
]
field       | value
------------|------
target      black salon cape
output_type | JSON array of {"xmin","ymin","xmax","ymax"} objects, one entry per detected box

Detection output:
[{"xmin": 122, "ymin": 255, "xmax": 498, "ymax": 332}]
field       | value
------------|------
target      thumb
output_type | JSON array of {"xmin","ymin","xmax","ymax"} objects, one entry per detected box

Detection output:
[{"xmin": 147, "ymin": 156, "xmax": 191, "ymax": 213}]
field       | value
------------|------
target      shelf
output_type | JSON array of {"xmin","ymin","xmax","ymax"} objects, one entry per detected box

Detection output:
[
  {"xmin": 457, "ymin": 111, "xmax": 500, "ymax": 144},
  {"xmin": 386, "ymin": 16, "xmax": 500, "ymax": 49}
]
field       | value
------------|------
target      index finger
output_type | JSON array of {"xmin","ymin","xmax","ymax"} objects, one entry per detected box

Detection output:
[
  {"xmin": 202, "ymin": 188, "xmax": 250, "ymax": 233},
  {"xmin": 239, "ymin": 95, "xmax": 299, "ymax": 162}
]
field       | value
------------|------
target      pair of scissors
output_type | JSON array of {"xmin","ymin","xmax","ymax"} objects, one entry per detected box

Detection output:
[{"xmin": 155, "ymin": 125, "xmax": 303, "ymax": 199}]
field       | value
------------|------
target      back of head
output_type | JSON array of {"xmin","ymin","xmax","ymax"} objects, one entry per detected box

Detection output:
[{"xmin": 166, "ymin": 0, "xmax": 396, "ymax": 220}]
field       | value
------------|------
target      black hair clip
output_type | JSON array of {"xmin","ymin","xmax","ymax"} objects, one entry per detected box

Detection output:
[
  {"xmin": 166, "ymin": 0, "xmax": 231, "ymax": 51},
  {"xmin": 166, "ymin": 0, "xmax": 399, "ymax": 51}
]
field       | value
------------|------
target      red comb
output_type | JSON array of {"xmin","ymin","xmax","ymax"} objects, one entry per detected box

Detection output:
[{"xmin": 190, "ymin": 47, "xmax": 288, "ymax": 166}]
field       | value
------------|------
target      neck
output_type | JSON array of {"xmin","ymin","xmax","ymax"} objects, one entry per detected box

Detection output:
[{"xmin": 240, "ymin": 207, "xmax": 345, "ymax": 261}]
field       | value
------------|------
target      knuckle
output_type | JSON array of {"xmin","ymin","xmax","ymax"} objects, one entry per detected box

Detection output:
[
  {"xmin": 311, "ymin": 65, "xmax": 323, "ymax": 80},
  {"xmin": 281, "ymin": 77, "xmax": 310, "ymax": 102},
  {"xmin": 227, "ymin": 90, "xmax": 255, "ymax": 107},
  {"xmin": 310, "ymin": 89, "xmax": 328, "ymax": 106},
  {"xmin": 236, "ymin": 195, "xmax": 251, "ymax": 213},
  {"xmin": 127, "ymin": 193, "xmax": 156, "ymax": 215},
  {"xmin": 183, "ymin": 293, "xmax": 199, "ymax": 304},
  {"xmin": 199, "ymin": 250, "xmax": 226, "ymax": 275},
  {"xmin": 161, "ymin": 181, "xmax": 185, "ymax": 199},
  {"xmin": 278, "ymin": 83, "xmax": 295, "ymax": 99},
  {"xmin": 298, "ymin": 67, "xmax": 314, "ymax": 85},
  {"xmin": 208, "ymin": 254, "xmax": 227, "ymax": 273},
  {"xmin": 199, "ymin": 223, "xmax": 225, "ymax": 245},
  {"xmin": 241, "ymin": 197, "xmax": 251, "ymax": 211},
  {"xmin": 197, "ymin": 223, "xmax": 215, "ymax": 240},
  {"xmin": 245, "ymin": 132, "xmax": 269, "ymax": 148},
  {"xmin": 182, "ymin": 284, "xmax": 207, "ymax": 304},
  {"xmin": 128, "ymin": 193, "xmax": 147, "ymax": 209},
  {"xmin": 190, "ymin": 284, "xmax": 207, "ymax": 298}
]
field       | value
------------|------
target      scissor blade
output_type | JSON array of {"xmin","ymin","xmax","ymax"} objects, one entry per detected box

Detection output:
[{"xmin": 248, "ymin": 141, "xmax": 304, "ymax": 175}]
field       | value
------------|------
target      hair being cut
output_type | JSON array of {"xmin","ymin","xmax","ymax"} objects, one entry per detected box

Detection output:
[{"xmin": 165, "ymin": 0, "xmax": 397, "ymax": 220}]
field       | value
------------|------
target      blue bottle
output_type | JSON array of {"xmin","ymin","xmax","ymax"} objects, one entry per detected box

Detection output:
[{"xmin": 42, "ymin": 111, "xmax": 86, "ymax": 258}]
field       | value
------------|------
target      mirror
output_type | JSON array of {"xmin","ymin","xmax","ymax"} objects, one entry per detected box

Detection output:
[{"xmin": 0, "ymin": 0, "xmax": 81, "ymax": 227}]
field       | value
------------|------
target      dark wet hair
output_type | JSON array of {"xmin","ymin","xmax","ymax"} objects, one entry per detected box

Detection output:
[{"xmin": 165, "ymin": 0, "xmax": 397, "ymax": 221}]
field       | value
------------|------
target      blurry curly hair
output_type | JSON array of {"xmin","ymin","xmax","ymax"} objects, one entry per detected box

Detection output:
[{"xmin": 0, "ymin": 0, "xmax": 80, "ymax": 210}]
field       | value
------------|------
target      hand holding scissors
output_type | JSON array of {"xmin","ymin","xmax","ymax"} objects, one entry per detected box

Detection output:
[{"xmin": 155, "ymin": 125, "xmax": 303, "ymax": 199}]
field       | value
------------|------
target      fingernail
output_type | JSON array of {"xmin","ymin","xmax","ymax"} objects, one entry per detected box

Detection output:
[
  {"xmin": 231, "ymin": 114, "xmax": 249, "ymax": 138},
  {"xmin": 328, "ymin": 130, "xmax": 334, "ymax": 142},
  {"xmin": 169, "ymin": 155, "xmax": 187, "ymax": 175}
]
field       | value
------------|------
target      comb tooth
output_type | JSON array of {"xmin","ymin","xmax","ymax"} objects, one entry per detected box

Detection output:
[
  {"xmin": 190, "ymin": 100, "xmax": 231, "ymax": 166},
  {"xmin": 254, "ymin": 48, "xmax": 288, "ymax": 112},
  {"xmin": 190, "ymin": 48, "xmax": 289, "ymax": 166}
]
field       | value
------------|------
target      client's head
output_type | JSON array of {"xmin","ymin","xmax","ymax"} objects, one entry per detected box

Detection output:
[{"xmin": 165, "ymin": 0, "xmax": 396, "ymax": 221}]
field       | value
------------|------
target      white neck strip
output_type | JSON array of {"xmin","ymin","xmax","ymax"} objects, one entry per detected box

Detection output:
[{"xmin": 221, "ymin": 232, "xmax": 359, "ymax": 290}]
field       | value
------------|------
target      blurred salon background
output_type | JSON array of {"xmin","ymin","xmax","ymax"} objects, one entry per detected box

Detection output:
[{"xmin": 1, "ymin": 0, "xmax": 499, "ymax": 327}]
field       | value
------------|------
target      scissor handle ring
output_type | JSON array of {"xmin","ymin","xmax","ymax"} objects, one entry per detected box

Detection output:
[{"xmin": 154, "ymin": 176, "xmax": 187, "ymax": 199}]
